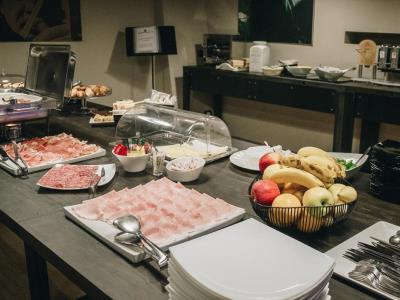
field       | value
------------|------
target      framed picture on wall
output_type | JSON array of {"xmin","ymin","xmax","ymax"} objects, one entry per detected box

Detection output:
[
  {"xmin": 0, "ymin": 0, "xmax": 82, "ymax": 42},
  {"xmin": 238, "ymin": 0, "xmax": 314, "ymax": 45}
]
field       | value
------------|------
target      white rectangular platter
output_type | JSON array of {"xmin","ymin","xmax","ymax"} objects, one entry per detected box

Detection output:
[
  {"xmin": 63, "ymin": 205, "xmax": 245, "ymax": 263},
  {"xmin": 1, "ymin": 147, "xmax": 106, "ymax": 175},
  {"xmin": 326, "ymin": 221, "xmax": 400, "ymax": 300}
]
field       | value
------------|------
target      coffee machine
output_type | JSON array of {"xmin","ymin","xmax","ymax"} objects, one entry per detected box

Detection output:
[{"xmin": 377, "ymin": 44, "xmax": 400, "ymax": 82}]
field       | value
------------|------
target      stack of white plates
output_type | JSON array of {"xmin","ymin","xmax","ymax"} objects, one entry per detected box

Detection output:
[{"xmin": 167, "ymin": 219, "xmax": 334, "ymax": 300}]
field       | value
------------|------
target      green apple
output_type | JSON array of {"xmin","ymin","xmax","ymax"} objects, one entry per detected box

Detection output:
[{"xmin": 303, "ymin": 187, "xmax": 334, "ymax": 217}]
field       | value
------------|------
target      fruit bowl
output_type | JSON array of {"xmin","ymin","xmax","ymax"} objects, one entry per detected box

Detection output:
[{"xmin": 248, "ymin": 176, "xmax": 357, "ymax": 233}]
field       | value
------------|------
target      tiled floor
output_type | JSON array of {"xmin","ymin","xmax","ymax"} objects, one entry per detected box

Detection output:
[{"xmin": 0, "ymin": 223, "xmax": 84, "ymax": 300}]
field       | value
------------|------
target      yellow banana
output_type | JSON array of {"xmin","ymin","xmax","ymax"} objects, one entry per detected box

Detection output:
[
  {"xmin": 297, "ymin": 146, "xmax": 331, "ymax": 158},
  {"xmin": 270, "ymin": 167, "xmax": 324, "ymax": 189},
  {"xmin": 282, "ymin": 154, "xmax": 342, "ymax": 184},
  {"xmin": 262, "ymin": 164, "xmax": 285, "ymax": 180}
]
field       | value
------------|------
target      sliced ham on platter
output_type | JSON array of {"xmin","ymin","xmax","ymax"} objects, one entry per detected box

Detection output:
[
  {"xmin": 71, "ymin": 177, "xmax": 245, "ymax": 246},
  {"xmin": 3, "ymin": 133, "xmax": 100, "ymax": 168}
]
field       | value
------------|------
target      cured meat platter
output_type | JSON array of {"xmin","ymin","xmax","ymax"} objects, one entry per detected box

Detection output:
[
  {"xmin": 37, "ymin": 164, "xmax": 116, "ymax": 190},
  {"xmin": 1, "ymin": 148, "xmax": 106, "ymax": 176},
  {"xmin": 0, "ymin": 133, "xmax": 106, "ymax": 176},
  {"xmin": 64, "ymin": 177, "xmax": 246, "ymax": 263}
]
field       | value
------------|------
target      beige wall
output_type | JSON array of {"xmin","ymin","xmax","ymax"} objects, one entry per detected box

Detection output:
[
  {"xmin": 0, "ymin": 0, "xmax": 155, "ymax": 106},
  {"xmin": 1, "ymin": 0, "xmax": 399, "ymax": 151},
  {"xmin": 185, "ymin": 0, "xmax": 400, "ymax": 151}
]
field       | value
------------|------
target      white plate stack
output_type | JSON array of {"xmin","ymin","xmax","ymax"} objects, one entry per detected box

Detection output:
[{"xmin": 167, "ymin": 219, "xmax": 334, "ymax": 300}]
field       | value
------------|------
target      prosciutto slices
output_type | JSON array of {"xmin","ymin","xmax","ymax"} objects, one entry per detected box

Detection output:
[
  {"xmin": 4, "ymin": 133, "xmax": 100, "ymax": 168},
  {"xmin": 72, "ymin": 177, "xmax": 244, "ymax": 245},
  {"xmin": 38, "ymin": 164, "xmax": 100, "ymax": 189}
]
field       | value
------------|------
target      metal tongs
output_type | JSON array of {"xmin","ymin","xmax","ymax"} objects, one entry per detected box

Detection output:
[
  {"xmin": 0, "ymin": 144, "xmax": 28, "ymax": 177},
  {"xmin": 12, "ymin": 141, "xmax": 28, "ymax": 176},
  {"xmin": 89, "ymin": 167, "xmax": 105, "ymax": 198}
]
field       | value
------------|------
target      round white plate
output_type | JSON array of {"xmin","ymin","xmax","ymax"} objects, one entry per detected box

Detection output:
[
  {"xmin": 37, "ymin": 163, "xmax": 116, "ymax": 190},
  {"xmin": 229, "ymin": 146, "xmax": 269, "ymax": 171},
  {"xmin": 0, "ymin": 92, "xmax": 42, "ymax": 105}
]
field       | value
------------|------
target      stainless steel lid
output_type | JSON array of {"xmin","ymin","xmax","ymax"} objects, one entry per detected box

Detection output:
[{"xmin": 24, "ymin": 44, "xmax": 75, "ymax": 103}]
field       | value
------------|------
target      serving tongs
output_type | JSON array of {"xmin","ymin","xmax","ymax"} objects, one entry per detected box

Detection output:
[{"xmin": 0, "ymin": 144, "xmax": 28, "ymax": 176}]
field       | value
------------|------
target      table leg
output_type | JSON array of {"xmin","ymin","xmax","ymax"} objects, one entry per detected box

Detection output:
[
  {"xmin": 24, "ymin": 242, "xmax": 50, "ymax": 300},
  {"xmin": 333, "ymin": 92, "xmax": 355, "ymax": 152},
  {"xmin": 183, "ymin": 70, "xmax": 191, "ymax": 111},
  {"xmin": 213, "ymin": 94, "xmax": 223, "ymax": 119},
  {"xmin": 360, "ymin": 120, "xmax": 380, "ymax": 152}
]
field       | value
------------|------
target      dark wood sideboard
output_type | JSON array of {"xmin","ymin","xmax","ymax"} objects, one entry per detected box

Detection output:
[{"xmin": 183, "ymin": 66, "xmax": 400, "ymax": 153}]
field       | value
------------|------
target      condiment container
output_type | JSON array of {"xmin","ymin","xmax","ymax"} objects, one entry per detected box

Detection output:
[{"xmin": 249, "ymin": 41, "xmax": 270, "ymax": 73}]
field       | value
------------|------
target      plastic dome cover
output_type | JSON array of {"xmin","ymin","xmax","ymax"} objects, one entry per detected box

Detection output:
[{"xmin": 115, "ymin": 104, "xmax": 232, "ymax": 159}]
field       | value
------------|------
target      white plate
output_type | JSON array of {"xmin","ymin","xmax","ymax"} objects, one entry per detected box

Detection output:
[
  {"xmin": 0, "ymin": 92, "xmax": 42, "ymax": 105},
  {"xmin": 37, "ymin": 163, "xmax": 116, "ymax": 190},
  {"xmin": 329, "ymin": 152, "xmax": 368, "ymax": 178},
  {"xmin": 326, "ymin": 221, "xmax": 400, "ymax": 300},
  {"xmin": 169, "ymin": 218, "xmax": 335, "ymax": 300},
  {"xmin": 229, "ymin": 146, "xmax": 269, "ymax": 171}
]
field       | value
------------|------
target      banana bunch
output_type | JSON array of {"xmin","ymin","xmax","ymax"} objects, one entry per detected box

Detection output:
[{"xmin": 281, "ymin": 147, "xmax": 345, "ymax": 185}]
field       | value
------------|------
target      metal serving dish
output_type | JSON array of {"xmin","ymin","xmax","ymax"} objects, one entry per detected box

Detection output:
[{"xmin": 0, "ymin": 44, "xmax": 75, "ymax": 124}]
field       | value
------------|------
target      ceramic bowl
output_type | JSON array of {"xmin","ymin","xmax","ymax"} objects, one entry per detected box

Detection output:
[
  {"xmin": 262, "ymin": 66, "xmax": 284, "ymax": 76},
  {"xmin": 113, "ymin": 150, "xmax": 150, "ymax": 173},
  {"xmin": 286, "ymin": 66, "xmax": 312, "ymax": 77},
  {"xmin": 314, "ymin": 67, "xmax": 346, "ymax": 82},
  {"xmin": 166, "ymin": 157, "xmax": 205, "ymax": 182},
  {"xmin": 329, "ymin": 152, "xmax": 369, "ymax": 179}
]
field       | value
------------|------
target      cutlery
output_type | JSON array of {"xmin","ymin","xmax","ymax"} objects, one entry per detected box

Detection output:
[
  {"xmin": 113, "ymin": 215, "xmax": 168, "ymax": 268},
  {"xmin": 0, "ymin": 146, "xmax": 26, "ymax": 176},
  {"xmin": 12, "ymin": 141, "xmax": 28, "ymax": 175},
  {"xmin": 114, "ymin": 231, "xmax": 170, "ymax": 265},
  {"xmin": 89, "ymin": 167, "xmax": 105, "ymax": 198},
  {"xmin": 354, "ymin": 146, "xmax": 371, "ymax": 166},
  {"xmin": 114, "ymin": 232, "xmax": 144, "ymax": 253},
  {"xmin": 389, "ymin": 231, "xmax": 400, "ymax": 246},
  {"xmin": 349, "ymin": 259, "xmax": 400, "ymax": 297}
]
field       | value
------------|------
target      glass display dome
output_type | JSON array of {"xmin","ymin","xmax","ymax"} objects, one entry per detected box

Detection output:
[{"xmin": 115, "ymin": 104, "xmax": 235, "ymax": 162}]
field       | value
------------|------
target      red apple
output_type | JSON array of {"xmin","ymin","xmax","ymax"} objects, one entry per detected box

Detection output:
[
  {"xmin": 251, "ymin": 179, "xmax": 280, "ymax": 205},
  {"xmin": 259, "ymin": 152, "xmax": 282, "ymax": 173}
]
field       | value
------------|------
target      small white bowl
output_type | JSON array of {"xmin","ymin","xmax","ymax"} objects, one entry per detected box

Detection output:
[
  {"xmin": 286, "ymin": 66, "xmax": 312, "ymax": 77},
  {"xmin": 262, "ymin": 66, "xmax": 284, "ymax": 76},
  {"xmin": 166, "ymin": 157, "xmax": 205, "ymax": 182},
  {"xmin": 113, "ymin": 150, "xmax": 150, "ymax": 173},
  {"xmin": 329, "ymin": 152, "xmax": 369, "ymax": 179}
]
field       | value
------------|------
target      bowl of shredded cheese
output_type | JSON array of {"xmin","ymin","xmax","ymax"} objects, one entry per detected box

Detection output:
[{"xmin": 166, "ymin": 156, "xmax": 205, "ymax": 182}]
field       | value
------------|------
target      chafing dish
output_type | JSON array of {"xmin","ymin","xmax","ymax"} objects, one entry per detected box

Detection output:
[{"xmin": 0, "ymin": 44, "xmax": 75, "ymax": 126}]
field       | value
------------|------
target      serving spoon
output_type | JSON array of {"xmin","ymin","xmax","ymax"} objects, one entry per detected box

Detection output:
[
  {"xmin": 113, "ymin": 215, "xmax": 168, "ymax": 268},
  {"xmin": 389, "ymin": 230, "xmax": 400, "ymax": 246}
]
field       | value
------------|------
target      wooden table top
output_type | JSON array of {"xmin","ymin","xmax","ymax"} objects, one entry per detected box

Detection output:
[{"xmin": 0, "ymin": 111, "xmax": 398, "ymax": 300}]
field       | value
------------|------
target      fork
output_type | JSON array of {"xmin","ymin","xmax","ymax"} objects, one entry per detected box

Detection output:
[
  {"xmin": 89, "ymin": 167, "xmax": 105, "ymax": 198},
  {"xmin": 349, "ymin": 260, "xmax": 400, "ymax": 297}
]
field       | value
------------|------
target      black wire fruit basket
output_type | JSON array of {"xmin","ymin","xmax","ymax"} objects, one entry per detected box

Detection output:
[{"xmin": 248, "ymin": 176, "xmax": 357, "ymax": 233}]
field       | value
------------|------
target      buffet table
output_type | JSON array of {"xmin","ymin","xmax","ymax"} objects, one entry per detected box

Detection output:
[
  {"xmin": 0, "ymin": 111, "xmax": 399, "ymax": 300},
  {"xmin": 183, "ymin": 66, "xmax": 400, "ymax": 153}
]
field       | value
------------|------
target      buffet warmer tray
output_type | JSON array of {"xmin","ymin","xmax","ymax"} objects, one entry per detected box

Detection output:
[
  {"xmin": 0, "ymin": 44, "xmax": 75, "ymax": 124},
  {"xmin": 0, "ymin": 147, "xmax": 106, "ymax": 176}
]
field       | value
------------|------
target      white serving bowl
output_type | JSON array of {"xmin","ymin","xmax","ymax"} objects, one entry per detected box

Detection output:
[
  {"xmin": 286, "ymin": 66, "xmax": 312, "ymax": 77},
  {"xmin": 314, "ymin": 66, "xmax": 346, "ymax": 82},
  {"xmin": 329, "ymin": 152, "xmax": 369, "ymax": 179},
  {"xmin": 113, "ymin": 150, "xmax": 150, "ymax": 173},
  {"xmin": 166, "ymin": 157, "xmax": 205, "ymax": 182},
  {"xmin": 262, "ymin": 66, "xmax": 284, "ymax": 76}
]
